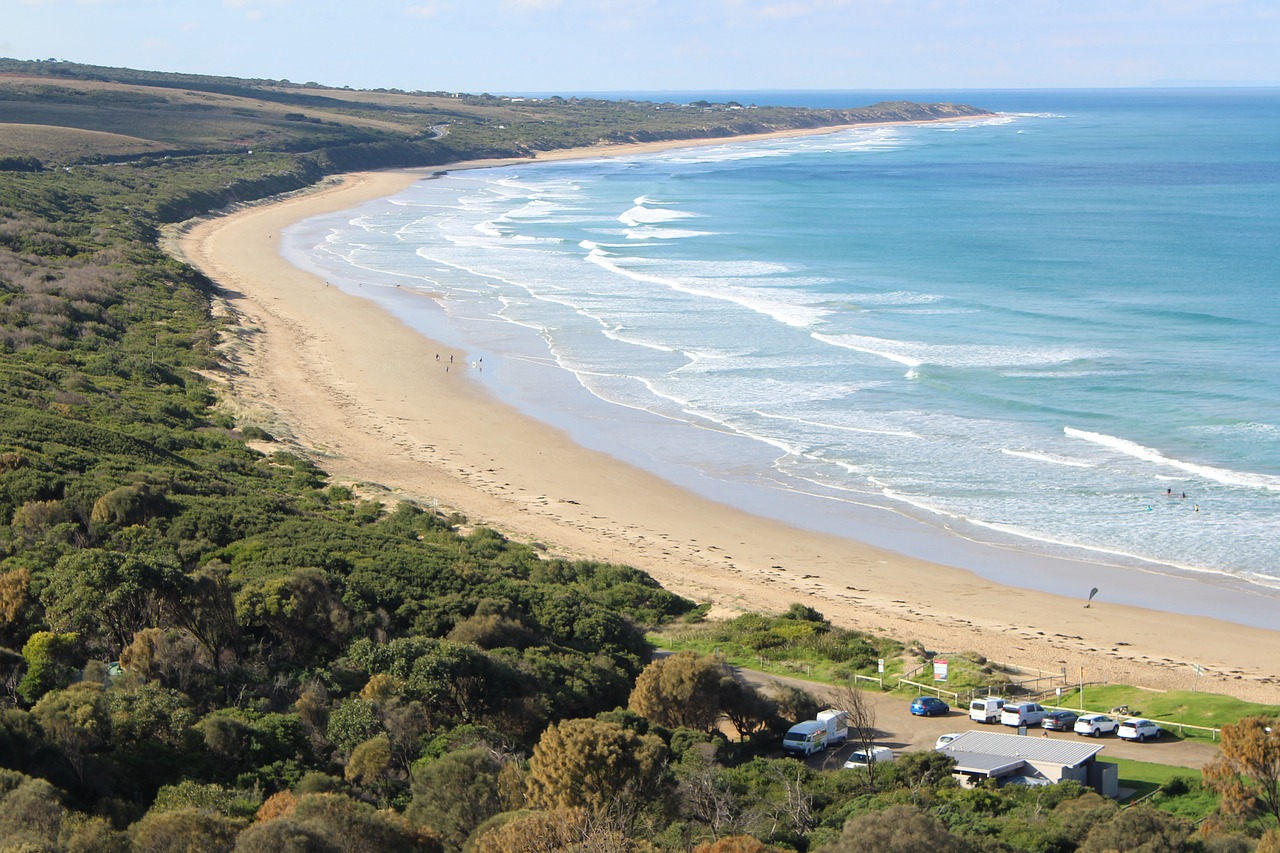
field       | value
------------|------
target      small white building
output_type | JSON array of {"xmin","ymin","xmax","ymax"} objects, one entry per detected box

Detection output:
[{"xmin": 938, "ymin": 730, "xmax": 1119, "ymax": 798}]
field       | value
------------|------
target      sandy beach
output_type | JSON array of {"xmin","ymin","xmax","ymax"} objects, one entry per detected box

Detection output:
[{"xmin": 172, "ymin": 130, "xmax": 1280, "ymax": 705}]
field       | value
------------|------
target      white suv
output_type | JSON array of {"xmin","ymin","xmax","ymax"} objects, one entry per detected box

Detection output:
[
  {"xmin": 1074, "ymin": 714, "xmax": 1119, "ymax": 737},
  {"xmin": 1117, "ymin": 719, "xmax": 1162, "ymax": 742}
]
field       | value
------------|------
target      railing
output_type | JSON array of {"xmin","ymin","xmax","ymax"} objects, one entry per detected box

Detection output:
[
  {"xmin": 1041, "ymin": 704, "xmax": 1220, "ymax": 740},
  {"xmin": 899, "ymin": 677, "xmax": 961, "ymax": 702}
]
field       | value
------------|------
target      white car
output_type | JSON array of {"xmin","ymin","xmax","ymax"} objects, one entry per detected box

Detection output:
[
  {"xmin": 1073, "ymin": 714, "xmax": 1119, "ymax": 737},
  {"xmin": 1117, "ymin": 719, "xmax": 1163, "ymax": 742},
  {"xmin": 844, "ymin": 746, "xmax": 894, "ymax": 769},
  {"xmin": 935, "ymin": 732, "xmax": 964, "ymax": 750}
]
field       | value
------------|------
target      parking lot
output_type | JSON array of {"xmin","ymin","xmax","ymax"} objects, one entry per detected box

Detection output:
[{"xmin": 739, "ymin": 668, "xmax": 1219, "ymax": 770}]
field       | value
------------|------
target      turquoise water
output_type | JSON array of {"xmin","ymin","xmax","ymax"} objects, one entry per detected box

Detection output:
[{"xmin": 285, "ymin": 89, "xmax": 1280, "ymax": 608}]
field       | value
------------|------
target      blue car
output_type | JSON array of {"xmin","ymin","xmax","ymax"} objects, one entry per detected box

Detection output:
[{"xmin": 910, "ymin": 697, "xmax": 950, "ymax": 717}]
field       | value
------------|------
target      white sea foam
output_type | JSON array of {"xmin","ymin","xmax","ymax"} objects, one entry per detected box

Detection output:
[
  {"xmin": 813, "ymin": 333, "xmax": 1106, "ymax": 370},
  {"xmin": 1001, "ymin": 448, "xmax": 1095, "ymax": 468},
  {"xmin": 1064, "ymin": 427, "xmax": 1280, "ymax": 490},
  {"xmin": 624, "ymin": 226, "xmax": 717, "ymax": 240},
  {"xmin": 584, "ymin": 249, "xmax": 831, "ymax": 328},
  {"xmin": 617, "ymin": 205, "xmax": 698, "ymax": 226},
  {"xmin": 852, "ymin": 291, "xmax": 945, "ymax": 305},
  {"xmin": 753, "ymin": 410, "xmax": 922, "ymax": 439}
]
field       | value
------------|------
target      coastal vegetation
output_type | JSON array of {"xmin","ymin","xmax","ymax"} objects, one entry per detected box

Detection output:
[{"xmin": 1, "ymin": 58, "xmax": 1275, "ymax": 850}]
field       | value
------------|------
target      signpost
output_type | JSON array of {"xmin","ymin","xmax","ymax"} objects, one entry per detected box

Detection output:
[{"xmin": 933, "ymin": 658, "xmax": 949, "ymax": 683}]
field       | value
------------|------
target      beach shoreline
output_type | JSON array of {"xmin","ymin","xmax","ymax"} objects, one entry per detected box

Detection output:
[{"xmin": 172, "ymin": 126, "xmax": 1280, "ymax": 704}]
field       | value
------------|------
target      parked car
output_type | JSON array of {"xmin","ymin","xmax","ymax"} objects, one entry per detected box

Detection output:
[
  {"xmin": 935, "ymin": 732, "xmax": 964, "ymax": 750},
  {"xmin": 844, "ymin": 746, "xmax": 895, "ymax": 769},
  {"xmin": 1001, "ymin": 702, "xmax": 1050, "ymax": 727},
  {"xmin": 969, "ymin": 697, "xmax": 1006, "ymax": 724},
  {"xmin": 1041, "ymin": 710, "xmax": 1079, "ymax": 731},
  {"xmin": 910, "ymin": 697, "xmax": 951, "ymax": 717},
  {"xmin": 1074, "ymin": 714, "xmax": 1119, "ymax": 737},
  {"xmin": 1118, "ymin": 719, "xmax": 1163, "ymax": 742}
]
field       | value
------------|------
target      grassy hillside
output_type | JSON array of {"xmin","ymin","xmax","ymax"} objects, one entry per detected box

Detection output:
[{"xmin": 0, "ymin": 58, "xmax": 992, "ymax": 167}]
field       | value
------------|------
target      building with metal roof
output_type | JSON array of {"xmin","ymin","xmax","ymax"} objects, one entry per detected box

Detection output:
[{"xmin": 938, "ymin": 730, "xmax": 1119, "ymax": 798}]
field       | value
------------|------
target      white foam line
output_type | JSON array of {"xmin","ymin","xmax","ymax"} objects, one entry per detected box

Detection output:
[
  {"xmin": 812, "ymin": 332, "xmax": 922, "ymax": 367},
  {"xmin": 752, "ymin": 409, "xmax": 922, "ymax": 439},
  {"xmin": 1001, "ymin": 448, "xmax": 1095, "ymax": 468},
  {"xmin": 1064, "ymin": 426, "xmax": 1280, "ymax": 491}
]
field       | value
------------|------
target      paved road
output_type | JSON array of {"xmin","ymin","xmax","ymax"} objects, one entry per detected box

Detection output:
[{"xmin": 733, "ymin": 667, "xmax": 1219, "ymax": 770}]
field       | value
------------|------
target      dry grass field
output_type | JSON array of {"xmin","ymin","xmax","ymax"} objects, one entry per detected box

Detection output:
[{"xmin": 0, "ymin": 122, "xmax": 168, "ymax": 161}]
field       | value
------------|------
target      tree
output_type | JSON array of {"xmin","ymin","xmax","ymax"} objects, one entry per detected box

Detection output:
[
  {"xmin": 233, "ymin": 818, "xmax": 339, "ymax": 853},
  {"xmin": 1204, "ymin": 716, "xmax": 1280, "ymax": 830},
  {"xmin": 128, "ymin": 806, "xmax": 241, "ymax": 853},
  {"xmin": 326, "ymin": 699, "xmax": 382, "ymax": 755},
  {"xmin": 1080, "ymin": 804, "xmax": 1198, "ymax": 852},
  {"xmin": 0, "ymin": 566, "xmax": 33, "ymax": 644},
  {"xmin": 719, "ymin": 676, "xmax": 776, "ymax": 742},
  {"xmin": 525, "ymin": 717, "xmax": 668, "ymax": 818},
  {"xmin": 676, "ymin": 749, "xmax": 740, "ymax": 840},
  {"xmin": 265, "ymin": 793, "xmax": 443, "ymax": 853},
  {"xmin": 234, "ymin": 567, "xmax": 350, "ymax": 667},
  {"xmin": 406, "ymin": 747, "xmax": 506, "ymax": 849},
  {"xmin": 628, "ymin": 651, "xmax": 726, "ymax": 732},
  {"xmin": 832, "ymin": 682, "xmax": 884, "ymax": 787},
  {"xmin": 693, "ymin": 837, "xmax": 778, "ymax": 853},
  {"xmin": 175, "ymin": 562, "xmax": 241, "ymax": 671},
  {"xmin": 470, "ymin": 807, "xmax": 631, "ymax": 853},
  {"xmin": 41, "ymin": 549, "xmax": 187, "ymax": 653},
  {"xmin": 769, "ymin": 685, "xmax": 819, "ymax": 729},
  {"xmin": 345, "ymin": 735, "xmax": 395, "ymax": 806},
  {"xmin": 119, "ymin": 626, "xmax": 211, "ymax": 692},
  {"xmin": 826, "ymin": 803, "xmax": 968, "ymax": 853},
  {"xmin": 31, "ymin": 680, "xmax": 111, "ymax": 786},
  {"xmin": 17, "ymin": 630, "xmax": 80, "ymax": 703},
  {"xmin": 0, "ymin": 774, "xmax": 67, "ymax": 851},
  {"xmin": 1258, "ymin": 828, "xmax": 1280, "ymax": 853}
]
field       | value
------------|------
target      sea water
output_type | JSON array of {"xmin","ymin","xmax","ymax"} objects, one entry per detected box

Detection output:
[{"xmin": 283, "ymin": 89, "xmax": 1280, "ymax": 618}]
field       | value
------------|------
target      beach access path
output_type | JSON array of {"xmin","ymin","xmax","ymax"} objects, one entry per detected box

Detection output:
[{"xmin": 170, "ymin": 129, "xmax": 1280, "ymax": 707}]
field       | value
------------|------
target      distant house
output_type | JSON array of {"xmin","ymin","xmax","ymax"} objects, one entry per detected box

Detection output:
[{"xmin": 938, "ymin": 730, "xmax": 1119, "ymax": 798}]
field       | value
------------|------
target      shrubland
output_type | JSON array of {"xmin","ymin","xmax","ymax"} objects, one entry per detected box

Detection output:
[{"xmin": 3, "ymin": 59, "xmax": 1269, "ymax": 850}]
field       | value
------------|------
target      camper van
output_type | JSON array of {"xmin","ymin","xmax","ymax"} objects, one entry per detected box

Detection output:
[
  {"xmin": 782, "ymin": 720, "xmax": 829, "ymax": 756},
  {"xmin": 815, "ymin": 709, "xmax": 849, "ymax": 747}
]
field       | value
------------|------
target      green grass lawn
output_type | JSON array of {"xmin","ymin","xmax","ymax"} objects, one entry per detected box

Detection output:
[
  {"xmin": 1053, "ymin": 685, "xmax": 1280, "ymax": 742},
  {"xmin": 1108, "ymin": 757, "xmax": 1216, "ymax": 820},
  {"xmin": 648, "ymin": 630, "xmax": 900, "ymax": 687}
]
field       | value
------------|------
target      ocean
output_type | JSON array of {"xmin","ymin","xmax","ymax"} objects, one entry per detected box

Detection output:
[{"xmin": 283, "ymin": 89, "xmax": 1280, "ymax": 620}]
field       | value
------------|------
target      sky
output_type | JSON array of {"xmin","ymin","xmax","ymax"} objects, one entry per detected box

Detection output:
[{"xmin": 5, "ymin": 0, "xmax": 1279, "ymax": 94}]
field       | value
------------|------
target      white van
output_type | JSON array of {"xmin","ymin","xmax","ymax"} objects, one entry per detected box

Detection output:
[
  {"xmin": 1000, "ymin": 702, "xmax": 1049, "ymax": 727},
  {"xmin": 843, "ymin": 746, "xmax": 894, "ymax": 770},
  {"xmin": 970, "ymin": 697, "xmax": 1006, "ymax": 724},
  {"xmin": 782, "ymin": 720, "xmax": 829, "ymax": 756}
]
